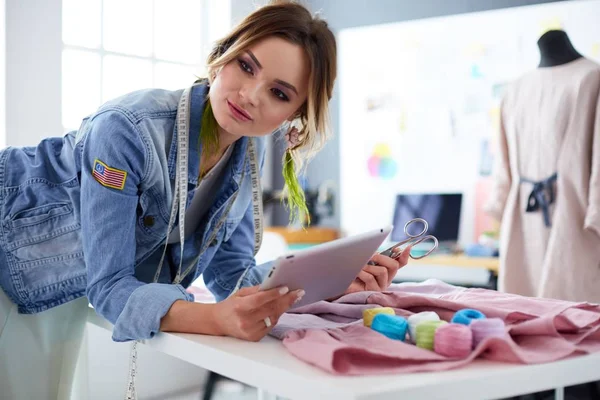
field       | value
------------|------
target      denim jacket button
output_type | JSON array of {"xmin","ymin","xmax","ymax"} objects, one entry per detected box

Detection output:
[
  {"xmin": 143, "ymin": 215, "xmax": 155, "ymax": 227},
  {"xmin": 210, "ymin": 238, "xmax": 218, "ymax": 247}
]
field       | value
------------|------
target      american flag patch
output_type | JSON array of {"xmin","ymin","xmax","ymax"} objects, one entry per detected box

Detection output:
[{"xmin": 92, "ymin": 159, "xmax": 128, "ymax": 190}]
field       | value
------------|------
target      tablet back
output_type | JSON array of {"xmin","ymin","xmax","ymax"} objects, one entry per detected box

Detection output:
[{"xmin": 260, "ymin": 226, "xmax": 392, "ymax": 308}]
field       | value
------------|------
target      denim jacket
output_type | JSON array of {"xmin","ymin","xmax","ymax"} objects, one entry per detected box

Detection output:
[{"xmin": 0, "ymin": 82, "xmax": 271, "ymax": 341}]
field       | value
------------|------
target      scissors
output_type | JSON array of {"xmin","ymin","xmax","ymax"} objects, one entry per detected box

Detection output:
[{"xmin": 369, "ymin": 217, "xmax": 439, "ymax": 264}]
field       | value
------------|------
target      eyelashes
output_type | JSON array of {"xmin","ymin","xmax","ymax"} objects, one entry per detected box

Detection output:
[
  {"xmin": 236, "ymin": 58, "xmax": 290, "ymax": 102},
  {"xmin": 272, "ymin": 88, "xmax": 289, "ymax": 102},
  {"xmin": 238, "ymin": 59, "xmax": 252, "ymax": 74}
]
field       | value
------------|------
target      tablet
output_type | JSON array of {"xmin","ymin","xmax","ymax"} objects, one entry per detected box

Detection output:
[{"xmin": 259, "ymin": 226, "xmax": 393, "ymax": 308}]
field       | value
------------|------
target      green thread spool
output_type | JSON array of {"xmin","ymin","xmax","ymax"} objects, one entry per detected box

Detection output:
[{"xmin": 416, "ymin": 320, "xmax": 448, "ymax": 350}]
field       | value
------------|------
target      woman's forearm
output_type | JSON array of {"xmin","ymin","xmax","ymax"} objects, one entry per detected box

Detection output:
[{"xmin": 160, "ymin": 300, "xmax": 223, "ymax": 336}]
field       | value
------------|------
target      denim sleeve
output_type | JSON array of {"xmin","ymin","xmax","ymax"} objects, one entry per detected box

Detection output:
[{"xmin": 80, "ymin": 109, "xmax": 193, "ymax": 342}]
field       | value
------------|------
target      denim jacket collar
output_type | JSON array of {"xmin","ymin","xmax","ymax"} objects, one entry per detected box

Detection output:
[{"xmin": 167, "ymin": 81, "xmax": 249, "ymax": 187}]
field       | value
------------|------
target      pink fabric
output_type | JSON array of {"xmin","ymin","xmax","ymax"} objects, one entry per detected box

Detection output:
[
  {"xmin": 186, "ymin": 285, "xmax": 216, "ymax": 304},
  {"xmin": 270, "ymin": 280, "xmax": 600, "ymax": 375}
]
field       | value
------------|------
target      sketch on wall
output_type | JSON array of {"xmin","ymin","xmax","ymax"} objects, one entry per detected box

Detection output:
[{"xmin": 339, "ymin": 0, "xmax": 600, "ymax": 244}]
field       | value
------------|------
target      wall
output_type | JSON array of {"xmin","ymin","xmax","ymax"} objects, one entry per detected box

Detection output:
[
  {"xmin": 231, "ymin": 0, "xmax": 263, "ymax": 23},
  {"xmin": 304, "ymin": 0, "xmax": 568, "ymax": 228},
  {"xmin": 6, "ymin": 0, "xmax": 62, "ymax": 147}
]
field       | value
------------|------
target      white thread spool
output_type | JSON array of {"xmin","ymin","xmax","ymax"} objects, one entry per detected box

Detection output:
[{"xmin": 408, "ymin": 311, "xmax": 440, "ymax": 343}]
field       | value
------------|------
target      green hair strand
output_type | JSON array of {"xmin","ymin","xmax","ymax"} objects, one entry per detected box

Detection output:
[{"xmin": 283, "ymin": 150, "xmax": 310, "ymax": 226}]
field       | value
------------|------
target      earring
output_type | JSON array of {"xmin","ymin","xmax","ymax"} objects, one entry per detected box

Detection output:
[{"xmin": 285, "ymin": 126, "xmax": 304, "ymax": 149}]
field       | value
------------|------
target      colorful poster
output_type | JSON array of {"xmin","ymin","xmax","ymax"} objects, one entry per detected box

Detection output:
[{"xmin": 339, "ymin": 0, "xmax": 600, "ymax": 245}]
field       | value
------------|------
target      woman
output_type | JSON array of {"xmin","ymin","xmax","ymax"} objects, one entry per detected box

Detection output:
[{"xmin": 0, "ymin": 1, "xmax": 410, "ymax": 398}]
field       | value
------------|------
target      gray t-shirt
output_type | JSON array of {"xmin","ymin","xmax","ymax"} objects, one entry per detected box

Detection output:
[{"xmin": 167, "ymin": 144, "xmax": 234, "ymax": 244}]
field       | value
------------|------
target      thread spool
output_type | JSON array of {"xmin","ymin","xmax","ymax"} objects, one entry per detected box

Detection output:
[
  {"xmin": 470, "ymin": 318, "xmax": 506, "ymax": 348},
  {"xmin": 371, "ymin": 314, "xmax": 408, "ymax": 341},
  {"xmin": 415, "ymin": 320, "xmax": 447, "ymax": 350},
  {"xmin": 408, "ymin": 311, "xmax": 440, "ymax": 342},
  {"xmin": 451, "ymin": 309, "xmax": 486, "ymax": 326},
  {"xmin": 434, "ymin": 323, "xmax": 473, "ymax": 358},
  {"xmin": 362, "ymin": 307, "xmax": 395, "ymax": 327}
]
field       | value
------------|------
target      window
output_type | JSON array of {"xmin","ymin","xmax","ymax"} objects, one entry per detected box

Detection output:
[
  {"xmin": 0, "ymin": 0, "xmax": 5, "ymax": 149},
  {"xmin": 61, "ymin": 0, "xmax": 231, "ymax": 130}
]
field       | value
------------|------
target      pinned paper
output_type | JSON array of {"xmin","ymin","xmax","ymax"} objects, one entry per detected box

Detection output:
[
  {"xmin": 367, "ymin": 143, "xmax": 397, "ymax": 179},
  {"xmin": 464, "ymin": 42, "xmax": 486, "ymax": 57},
  {"xmin": 373, "ymin": 143, "xmax": 392, "ymax": 157},
  {"xmin": 399, "ymin": 30, "xmax": 422, "ymax": 50},
  {"xmin": 470, "ymin": 64, "xmax": 484, "ymax": 79},
  {"xmin": 538, "ymin": 17, "xmax": 562, "ymax": 36},
  {"xmin": 489, "ymin": 107, "xmax": 501, "ymax": 131},
  {"xmin": 398, "ymin": 109, "xmax": 408, "ymax": 133}
]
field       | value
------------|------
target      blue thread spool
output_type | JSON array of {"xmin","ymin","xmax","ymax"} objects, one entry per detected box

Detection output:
[
  {"xmin": 451, "ymin": 309, "xmax": 486, "ymax": 326},
  {"xmin": 371, "ymin": 314, "xmax": 408, "ymax": 341}
]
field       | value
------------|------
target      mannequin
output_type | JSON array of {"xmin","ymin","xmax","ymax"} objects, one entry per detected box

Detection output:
[
  {"xmin": 486, "ymin": 26, "xmax": 600, "ymax": 303},
  {"xmin": 537, "ymin": 30, "xmax": 583, "ymax": 67}
]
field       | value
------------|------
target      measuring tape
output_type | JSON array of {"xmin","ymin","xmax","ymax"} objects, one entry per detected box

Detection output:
[{"xmin": 125, "ymin": 84, "xmax": 264, "ymax": 399}]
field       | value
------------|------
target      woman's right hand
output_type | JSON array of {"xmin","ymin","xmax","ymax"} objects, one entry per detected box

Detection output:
[{"xmin": 212, "ymin": 285, "xmax": 305, "ymax": 342}]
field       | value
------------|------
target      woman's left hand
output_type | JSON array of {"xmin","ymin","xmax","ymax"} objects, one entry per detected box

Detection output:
[{"xmin": 343, "ymin": 246, "xmax": 411, "ymax": 294}]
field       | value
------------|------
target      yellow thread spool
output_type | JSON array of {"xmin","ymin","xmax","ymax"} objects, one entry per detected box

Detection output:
[
  {"xmin": 363, "ymin": 307, "xmax": 395, "ymax": 327},
  {"xmin": 416, "ymin": 320, "xmax": 448, "ymax": 350}
]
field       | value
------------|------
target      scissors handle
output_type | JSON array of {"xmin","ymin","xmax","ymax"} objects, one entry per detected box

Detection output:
[
  {"xmin": 369, "ymin": 218, "xmax": 439, "ymax": 264},
  {"xmin": 377, "ymin": 235, "xmax": 438, "ymax": 259},
  {"xmin": 408, "ymin": 234, "xmax": 439, "ymax": 259},
  {"xmin": 405, "ymin": 217, "xmax": 428, "ymax": 238},
  {"xmin": 378, "ymin": 240, "xmax": 410, "ymax": 258}
]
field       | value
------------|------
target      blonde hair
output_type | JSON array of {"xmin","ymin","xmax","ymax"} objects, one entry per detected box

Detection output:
[{"xmin": 205, "ymin": 0, "xmax": 337, "ymax": 224}]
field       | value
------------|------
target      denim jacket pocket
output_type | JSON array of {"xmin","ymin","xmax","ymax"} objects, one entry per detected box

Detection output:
[
  {"xmin": 10, "ymin": 202, "xmax": 72, "ymax": 229},
  {"xmin": 3, "ymin": 182, "xmax": 86, "ymax": 306},
  {"xmin": 6, "ymin": 202, "xmax": 81, "ymax": 259}
]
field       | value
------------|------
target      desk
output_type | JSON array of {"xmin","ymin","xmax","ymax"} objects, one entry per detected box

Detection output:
[
  {"xmin": 265, "ymin": 227, "xmax": 499, "ymax": 276},
  {"xmin": 87, "ymin": 308, "xmax": 600, "ymax": 400},
  {"xmin": 411, "ymin": 254, "xmax": 499, "ymax": 274},
  {"xmin": 265, "ymin": 227, "xmax": 499, "ymax": 275},
  {"xmin": 405, "ymin": 254, "xmax": 499, "ymax": 289},
  {"xmin": 265, "ymin": 227, "xmax": 340, "ymax": 244}
]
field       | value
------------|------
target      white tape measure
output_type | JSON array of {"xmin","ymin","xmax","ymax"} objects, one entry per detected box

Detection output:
[{"xmin": 125, "ymin": 84, "xmax": 264, "ymax": 399}]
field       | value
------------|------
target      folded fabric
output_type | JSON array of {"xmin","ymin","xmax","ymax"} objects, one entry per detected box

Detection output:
[{"xmin": 269, "ymin": 279, "xmax": 600, "ymax": 375}]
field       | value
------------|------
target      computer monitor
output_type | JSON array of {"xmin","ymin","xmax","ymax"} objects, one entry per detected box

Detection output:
[{"xmin": 391, "ymin": 193, "xmax": 462, "ymax": 244}]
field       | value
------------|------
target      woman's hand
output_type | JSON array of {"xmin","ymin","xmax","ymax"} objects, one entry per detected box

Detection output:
[
  {"xmin": 212, "ymin": 285, "xmax": 305, "ymax": 342},
  {"xmin": 343, "ymin": 246, "xmax": 411, "ymax": 294}
]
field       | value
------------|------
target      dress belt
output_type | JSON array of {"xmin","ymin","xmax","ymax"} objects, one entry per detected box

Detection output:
[{"xmin": 520, "ymin": 173, "xmax": 558, "ymax": 227}]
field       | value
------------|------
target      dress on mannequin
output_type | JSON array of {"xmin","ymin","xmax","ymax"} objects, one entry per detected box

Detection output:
[{"xmin": 485, "ymin": 30, "xmax": 600, "ymax": 302}]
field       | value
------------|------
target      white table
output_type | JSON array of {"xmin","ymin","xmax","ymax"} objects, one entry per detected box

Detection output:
[{"xmin": 87, "ymin": 309, "xmax": 600, "ymax": 400}]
